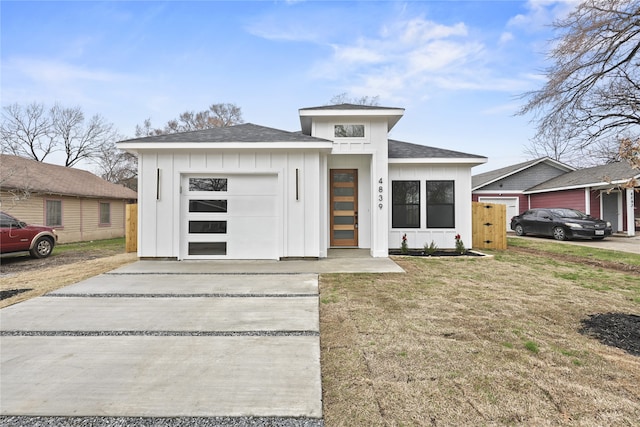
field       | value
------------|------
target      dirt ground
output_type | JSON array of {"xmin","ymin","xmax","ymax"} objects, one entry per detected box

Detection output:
[{"xmin": 0, "ymin": 251, "xmax": 137, "ymax": 308}]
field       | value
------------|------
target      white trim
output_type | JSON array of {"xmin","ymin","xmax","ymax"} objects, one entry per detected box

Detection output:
[
  {"xmin": 389, "ymin": 158, "xmax": 486, "ymax": 165},
  {"xmin": 119, "ymin": 141, "xmax": 334, "ymax": 153},
  {"xmin": 473, "ymin": 190, "xmax": 523, "ymax": 195},
  {"xmin": 584, "ymin": 188, "xmax": 591, "ymax": 216},
  {"xmin": 626, "ymin": 187, "xmax": 636, "ymax": 237},
  {"xmin": 526, "ymin": 175, "xmax": 640, "ymax": 194},
  {"xmin": 600, "ymin": 190, "xmax": 623, "ymax": 233}
]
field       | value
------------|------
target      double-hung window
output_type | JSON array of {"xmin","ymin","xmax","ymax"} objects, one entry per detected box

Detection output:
[
  {"xmin": 426, "ymin": 181, "xmax": 455, "ymax": 228},
  {"xmin": 392, "ymin": 181, "xmax": 420, "ymax": 228}
]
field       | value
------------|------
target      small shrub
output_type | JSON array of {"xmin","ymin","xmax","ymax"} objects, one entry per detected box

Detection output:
[
  {"xmin": 401, "ymin": 234, "xmax": 408, "ymax": 254},
  {"xmin": 424, "ymin": 240, "xmax": 438, "ymax": 255},
  {"xmin": 454, "ymin": 234, "xmax": 466, "ymax": 254}
]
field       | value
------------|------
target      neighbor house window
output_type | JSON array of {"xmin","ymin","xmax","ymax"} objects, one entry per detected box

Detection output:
[
  {"xmin": 392, "ymin": 181, "xmax": 420, "ymax": 228},
  {"xmin": 45, "ymin": 200, "xmax": 62, "ymax": 227},
  {"xmin": 99, "ymin": 202, "xmax": 111, "ymax": 225},
  {"xmin": 189, "ymin": 178, "xmax": 227, "ymax": 192},
  {"xmin": 426, "ymin": 181, "xmax": 455, "ymax": 228},
  {"xmin": 334, "ymin": 124, "xmax": 365, "ymax": 138}
]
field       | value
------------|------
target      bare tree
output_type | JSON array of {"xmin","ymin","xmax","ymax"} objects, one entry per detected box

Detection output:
[
  {"xmin": 93, "ymin": 141, "xmax": 138, "ymax": 190},
  {"xmin": 136, "ymin": 102, "xmax": 244, "ymax": 135},
  {"xmin": 1, "ymin": 103, "xmax": 55, "ymax": 162},
  {"xmin": 518, "ymin": 0, "xmax": 640, "ymax": 169},
  {"xmin": 1, "ymin": 102, "xmax": 119, "ymax": 167},
  {"xmin": 50, "ymin": 104, "xmax": 118, "ymax": 167},
  {"xmin": 330, "ymin": 93, "xmax": 380, "ymax": 106}
]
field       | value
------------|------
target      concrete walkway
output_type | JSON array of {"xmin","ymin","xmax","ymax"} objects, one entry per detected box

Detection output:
[{"xmin": 0, "ymin": 254, "xmax": 403, "ymax": 422}]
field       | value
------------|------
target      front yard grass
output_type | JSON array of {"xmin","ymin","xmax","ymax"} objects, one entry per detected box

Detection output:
[{"xmin": 320, "ymin": 244, "xmax": 640, "ymax": 425}]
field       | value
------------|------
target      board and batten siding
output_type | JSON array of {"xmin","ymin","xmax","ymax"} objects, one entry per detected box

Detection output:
[
  {"xmin": 0, "ymin": 192, "xmax": 129, "ymax": 243},
  {"xmin": 137, "ymin": 150, "xmax": 323, "ymax": 259},
  {"xmin": 388, "ymin": 164, "xmax": 473, "ymax": 250}
]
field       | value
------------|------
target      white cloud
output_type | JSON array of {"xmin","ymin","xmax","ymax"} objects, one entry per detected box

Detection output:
[
  {"xmin": 499, "ymin": 32, "xmax": 514, "ymax": 44},
  {"xmin": 5, "ymin": 57, "xmax": 124, "ymax": 84},
  {"xmin": 507, "ymin": 0, "xmax": 578, "ymax": 31}
]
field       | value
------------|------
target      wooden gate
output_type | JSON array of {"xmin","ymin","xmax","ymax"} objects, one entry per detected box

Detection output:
[
  {"xmin": 472, "ymin": 202, "xmax": 507, "ymax": 250},
  {"xmin": 125, "ymin": 203, "xmax": 137, "ymax": 253}
]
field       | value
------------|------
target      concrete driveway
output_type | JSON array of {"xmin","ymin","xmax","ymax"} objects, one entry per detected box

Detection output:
[
  {"xmin": 512, "ymin": 234, "xmax": 640, "ymax": 254},
  {"xmin": 0, "ymin": 255, "xmax": 402, "ymax": 425}
]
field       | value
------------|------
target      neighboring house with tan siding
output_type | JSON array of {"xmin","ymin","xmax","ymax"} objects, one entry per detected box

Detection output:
[{"xmin": 0, "ymin": 154, "xmax": 137, "ymax": 244}]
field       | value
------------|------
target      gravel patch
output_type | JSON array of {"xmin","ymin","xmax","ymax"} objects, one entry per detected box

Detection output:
[
  {"xmin": 0, "ymin": 416, "xmax": 324, "ymax": 427},
  {"xmin": 1, "ymin": 330, "xmax": 319, "ymax": 337}
]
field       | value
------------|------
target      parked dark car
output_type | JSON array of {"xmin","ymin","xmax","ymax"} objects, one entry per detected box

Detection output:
[
  {"xmin": 510, "ymin": 208, "xmax": 612, "ymax": 241},
  {"xmin": 0, "ymin": 212, "xmax": 58, "ymax": 258}
]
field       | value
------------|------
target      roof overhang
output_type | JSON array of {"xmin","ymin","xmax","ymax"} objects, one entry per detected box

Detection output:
[
  {"xmin": 389, "ymin": 157, "xmax": 487, "ymax": 165},
  {"xmin": 117, "ymin": 141, "xmax": 335, "ymax": 154},
  {"xmin": 524, "ymin": 174, "xmax": 640, "ymax": 194},
  {"xmin": 299, "ymin": 107, "xmax": 405, "ymax": 135}
]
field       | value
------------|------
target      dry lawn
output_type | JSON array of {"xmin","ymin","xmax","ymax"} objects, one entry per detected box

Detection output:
[
  {"xmin": 0, "ymin": 252, "xmax": 137, "ymax": 308},
  {"xmin": 320, "ymin": 251, "xmax": 640, "ymax": 426}
]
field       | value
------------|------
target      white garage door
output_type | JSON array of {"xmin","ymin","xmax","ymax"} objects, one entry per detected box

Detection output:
[
  {"xmin": 478, "ymin": 197, "xmax": 519, "ymax": 231},
  {"xmin": 182, "ymin": 174, "xmax": 279, "ymax": 259}
]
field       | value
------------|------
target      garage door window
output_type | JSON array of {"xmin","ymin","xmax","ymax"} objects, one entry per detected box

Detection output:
[
  {"xmin": 189, "ymin": 178, "xmax": 227, "ymax": 192},
  {"xmin": 189, "ymin": 200, "xmax": 227, "ymax": 213},
  {"xmin": 189, "ymin": 242, "xmax": 226, "ymax": 255},
  {"xmin": 189, "ymin": 221, "xmax": 227, "ymax": 234}
]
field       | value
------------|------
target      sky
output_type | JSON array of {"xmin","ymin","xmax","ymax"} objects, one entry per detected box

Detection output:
[{"xmin": 1, "ymin": 0, "xmax": 578, "ymax": 174}]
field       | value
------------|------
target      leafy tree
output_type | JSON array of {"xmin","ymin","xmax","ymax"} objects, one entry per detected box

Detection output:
[
  {"xmin": 135, "ymin": 103, "xmax": 243, "ymax": 136},
  {"xmin": 518, "ymin": 0, "xmax": 640, "ymax": 170},
  {"xmin": 1, "ymin": 102, "xmax": 118, "ymax": 167}
]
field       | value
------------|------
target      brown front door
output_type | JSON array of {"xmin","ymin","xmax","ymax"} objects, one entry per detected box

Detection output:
[{"xmin": 330, "ymin": 169, "xmax": 358, "ymax": 246}]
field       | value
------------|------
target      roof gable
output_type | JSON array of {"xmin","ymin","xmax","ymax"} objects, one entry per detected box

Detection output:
[
  {"xmin": 0, "ymin": 154, "xmax": 137, "ymax": 199},
  {"xmin": 472, "ymin": 157, "xmax": 575, "ymax": 190}
]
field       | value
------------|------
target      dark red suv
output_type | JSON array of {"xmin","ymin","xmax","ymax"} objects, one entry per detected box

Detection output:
[{"xmin": 0, "ymin": 212, "xmax": 58, "ymax": 258}]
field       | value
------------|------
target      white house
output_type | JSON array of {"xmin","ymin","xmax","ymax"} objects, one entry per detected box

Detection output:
[{"xmin": 117, "ymin": 104, "xmax": 487, "ymax": 260}]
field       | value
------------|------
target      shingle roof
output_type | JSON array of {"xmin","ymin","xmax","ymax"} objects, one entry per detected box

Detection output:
[
  {"xmin": 388, "ymin": 139, "xmax": 486, "ymax": 159},
  {"xmin": 299, "ymin": 103, "xmax": 403, "ymax": 111},
  {"xmin": 472, "ymin": 157, "xmax": 574, "ymax": 189},
  {"xmin": 526, "ymin": 162, "xmax": 640, "ymax": 192},
  {"xmin": 119, "ymin": 123, "xmax": 331, "ymax": 144},
  {"xmin": 0, "ymin": 154, "xmax": 137, "ymax": 199}
]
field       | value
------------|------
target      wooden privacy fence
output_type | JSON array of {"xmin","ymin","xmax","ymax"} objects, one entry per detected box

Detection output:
[
  {"xmin": 125, "ymin": 203, "xmax": 137, "ymax": 253},
  {"xmin": 472, "ymin": 202, "xmax": 507, "ymax": 250}
]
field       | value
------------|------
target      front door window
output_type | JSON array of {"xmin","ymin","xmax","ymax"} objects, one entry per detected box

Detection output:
[{"xmin": 330, "ymin": 169, "xmax": 358, "ymax": 246}]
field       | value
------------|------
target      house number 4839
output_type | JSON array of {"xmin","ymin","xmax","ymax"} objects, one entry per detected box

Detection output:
[{"xmin": 378, "ymin": 178, "xmax": 384, "ymax": 209}]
